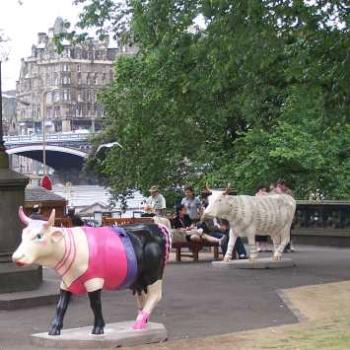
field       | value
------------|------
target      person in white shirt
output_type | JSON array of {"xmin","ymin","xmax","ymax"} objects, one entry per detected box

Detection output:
[
  {"xmin": 181, "ymin": 186, "xmax": 201, "ymax": 221},
  {"xmin": 144, "ymin": 185, "xmax": 167, "ymax": 216}
]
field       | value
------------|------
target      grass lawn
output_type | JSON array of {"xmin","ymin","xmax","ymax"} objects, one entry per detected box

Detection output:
[{"xmin": 126, "ymin": 281, "xmax": 350, "ymax": 350}]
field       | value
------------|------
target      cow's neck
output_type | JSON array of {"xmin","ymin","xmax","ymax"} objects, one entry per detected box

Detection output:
[{"xmin": 53, "ymin": 228, "xmax": 77, "ymax": 277}]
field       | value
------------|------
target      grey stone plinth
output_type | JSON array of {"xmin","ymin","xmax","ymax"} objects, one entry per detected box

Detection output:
[
  {"xmin": 212, "ymin": 257, "xmax": 295, "ymax": 269},
  {"xmin": 0, "ymin": 279, "xmax": 59, "ymax": 310},
  {"xmin": 31, "ymin": 322, "xmax": 168, "ymax": 349},
  {"xmin": 0, "ymin": 168, "xmax": 29, "ymax": 262},
  {"xmin": 0, "ymin": 263, "xmax": 42, "ymax": 294}
]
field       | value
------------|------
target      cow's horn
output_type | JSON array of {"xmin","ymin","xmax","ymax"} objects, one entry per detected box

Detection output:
[
  {"xmin": 223, "ymin": 183, "xmax": 231, "ymax": 195},
  {"xmin": 205, "ymin": 182, "xmax": 211, "ymax": 192},
  {"xmin": 19, "ymin": 206, "xmax": 31, "ymax": 226}
]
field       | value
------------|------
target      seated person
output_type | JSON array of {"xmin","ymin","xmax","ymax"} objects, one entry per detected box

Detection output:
[
  {"xmin": 66, "ymin": 207, "xmax": 84, "ymax": 226},
  {"xmin": 172, "ymin": 204, "xmax": 222, "ymax": 244},
  {"xmin": 198, "ymin": 218, "xmax": 247, "ymax": 259},
  {"xmin": 30, "ymin": 204, "xmax": 45, "ymax": 221},
  {"xmin": 143, "ymin": 185, "xmax": 166, "ymax": 216}
]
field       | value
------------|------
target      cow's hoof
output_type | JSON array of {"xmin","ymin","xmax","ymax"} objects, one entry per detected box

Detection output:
[
  {"xmin": 48, "ymin": 328, "xmax": 61, "ymax": 336},
  {"xmin": 132, "ymin": 310, "xmax": 149, "ymax": 330},
  {"xmin": 132, "ymin": 320, "xmax": 148, "ymax": 330},
  {"xmin": 92, "ymin": 326, "xmax": 104, "ymax": 335},
  {"xmin": 273, "ymin": 254, "xmax": 281, "ymax": 261},
  {"xmin": 223, "ymin": 256, "xmax": 231, "ymax": 262}
]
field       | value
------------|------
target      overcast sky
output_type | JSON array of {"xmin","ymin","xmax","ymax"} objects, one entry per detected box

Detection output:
[{"xmin": 0, "ymin": 0, "xmax": 83, "ymax": 91}]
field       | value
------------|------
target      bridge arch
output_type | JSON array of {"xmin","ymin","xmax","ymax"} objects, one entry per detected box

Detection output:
[{"xmin": 7, "ymin": 145, "xmax": 88, "ymax": 170}]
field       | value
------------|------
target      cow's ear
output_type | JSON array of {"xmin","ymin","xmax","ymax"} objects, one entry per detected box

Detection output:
[{"xmin": 51, "ymin": 230, "xmax": 63, "ymax": 243}]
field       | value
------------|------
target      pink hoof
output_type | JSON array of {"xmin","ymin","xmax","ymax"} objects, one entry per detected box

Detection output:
[{"xmin": 132, "ymin": 311, "xmax": 150, "ymax": 330}]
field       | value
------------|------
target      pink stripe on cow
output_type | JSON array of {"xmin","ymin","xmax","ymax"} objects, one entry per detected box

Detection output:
[
  {"xmin": 156, "ymin": 224, "xmax": 171, "ymax": 264},
  {"xmin": 66, "ymin": 227, "xmax": 128, "ymax": 295}
]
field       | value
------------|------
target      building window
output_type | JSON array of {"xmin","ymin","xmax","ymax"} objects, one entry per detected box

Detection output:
[
  {"xmin": 46, "ymin": 92, "xmax": 52, "ymax": 104},
  {"xmin": 77, "ymin": 64, "xmax": 81, "ymax": 72},
  {"xmin": 54, "ymin": 92, "xmax": 60, "ymax": 102}
]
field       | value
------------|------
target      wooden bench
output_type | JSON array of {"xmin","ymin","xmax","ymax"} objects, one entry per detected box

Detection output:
[
  {"xmin": 172, "ymin": 241, "xmax": 220, "ymax": 262},
  {"xmin": 54, "ymin": 217, "xmax": 73, "ymax": 227},
  {"xmin": 102, "ymin": 217, "xmax": 223, "ymax": 262},
  {"xmin": 102, "ymin": 217, "xmax": 154, "ymax": 226}
]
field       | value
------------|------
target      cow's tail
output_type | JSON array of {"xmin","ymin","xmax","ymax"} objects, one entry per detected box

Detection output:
[{"xmin": 156, "ymin": 224, "xmax": 172, "ymax": 264}]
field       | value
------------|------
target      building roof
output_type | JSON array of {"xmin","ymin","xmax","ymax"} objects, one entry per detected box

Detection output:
[
  {"xmin": 25, "ymin": 186, "xmax": 66, "ymax": 203},
  {"xmin": 78, "ymin": 201, "xmax": 110, "ymax": 216}
]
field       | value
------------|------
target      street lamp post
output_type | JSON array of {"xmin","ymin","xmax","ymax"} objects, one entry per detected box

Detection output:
[{"xmin": 41, "ymin": 91, "xmax": 48, "ymax": 175}]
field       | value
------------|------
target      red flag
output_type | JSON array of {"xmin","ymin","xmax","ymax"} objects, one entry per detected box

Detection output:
[{"xmin": 41, "ymin": 175, "xmax": 52, "ymax": 191}]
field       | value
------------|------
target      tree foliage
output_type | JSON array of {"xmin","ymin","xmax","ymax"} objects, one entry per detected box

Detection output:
[{"xmin": 78, "ymin": 0, "xmax": 350, "ymax": 199}]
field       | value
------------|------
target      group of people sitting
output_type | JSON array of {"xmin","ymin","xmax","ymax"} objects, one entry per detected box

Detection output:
[
  {"xmin": 143, "ymin": 179, "xmax": 294, "ymax": 259},
  {"xmin": 143, "ymin": 184, "xmax": 248, "ymax": 259}
]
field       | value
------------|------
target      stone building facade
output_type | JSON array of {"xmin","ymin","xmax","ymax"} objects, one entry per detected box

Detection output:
[
  {"xmin": 16, "ymin": 18, "xmax": 136, "ymax": 134},
  {"xmin": 2, "ymin": 90, "xmax": 17, "ymax": 135}
]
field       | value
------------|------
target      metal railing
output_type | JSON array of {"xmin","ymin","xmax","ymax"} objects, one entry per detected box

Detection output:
[{"xmin": 4, "ymin": 131, "xmax": 97, "ymax": 145}]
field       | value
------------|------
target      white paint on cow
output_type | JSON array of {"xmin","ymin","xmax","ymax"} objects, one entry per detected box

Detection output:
[
  {"xmin": 13, "ymin": 209, "xmax": 92, "ymax": 291},
  {"xmin": 202, "ymin": 191, "xmax": 296, "ymax": 261}
]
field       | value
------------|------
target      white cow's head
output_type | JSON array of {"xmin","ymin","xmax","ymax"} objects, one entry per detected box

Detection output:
[
  {"xmin": 201, "ymin": 190, "xmax": 232, "ymax": 220},
  {"xmin": 12, "ymin": 207, "xmax": 63, "ymax": 267}
]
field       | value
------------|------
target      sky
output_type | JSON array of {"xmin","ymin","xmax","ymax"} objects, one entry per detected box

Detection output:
[{"xmin": 0, "ymin": 0, "xmax": 83, "ymax": 91}]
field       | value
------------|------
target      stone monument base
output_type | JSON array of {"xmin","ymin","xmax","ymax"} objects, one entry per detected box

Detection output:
[
  {"xmin": 32, "ymin": 321, "xmax": 168, "ymax": 349},
  {"xmin": 0, "ymin": 279, "xmax": 59, "ymax": 310},
  {"xmin": 0, "ymin": 263, "xmax": 42, "ymax": 294},
  {"xmin": 212, "ymin": 257, "xmax": 295, "ymax": 269}
]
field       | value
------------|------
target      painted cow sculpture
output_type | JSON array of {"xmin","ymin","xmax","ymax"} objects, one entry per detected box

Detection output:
[
  {"xmin": 12, "ymin": 207, "xmax": 171, "ymax": 335},
  {"xmin": 202, "ymin": 191, "xmax": 296, "ymax": 261}
]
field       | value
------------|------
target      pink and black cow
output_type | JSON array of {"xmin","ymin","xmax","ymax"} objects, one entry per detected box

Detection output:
[{"xmin": 12, "ymin": 207, "xmax": 171, "ymax": 335}]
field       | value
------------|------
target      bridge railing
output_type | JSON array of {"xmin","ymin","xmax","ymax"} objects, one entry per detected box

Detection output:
[{"xmin": 4, "ymin": 132, "xmax": 97, "ymax": 145}]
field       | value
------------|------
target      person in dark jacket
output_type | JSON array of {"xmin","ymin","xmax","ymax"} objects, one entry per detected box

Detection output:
[
  {"xmin": 30, "ymin": 204, "xmax": 46, "ymax": 221},
  {"xmin": 66, "ymin": 208, "xmax": 84, "ymax": 226},
  {"xmin": 172, "ymin": 204, "xmax": 221, "ymax": 244}
]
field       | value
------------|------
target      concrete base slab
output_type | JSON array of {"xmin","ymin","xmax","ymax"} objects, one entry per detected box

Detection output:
[
  {"xmin": 212, "ymin": 257, "xmax": 295, "ymax": 269},
  {"xmin": 0, "ymin": 279, "xmax": 59, "ymax": 310},
  {"xmin": 31, "ymin": 321, "xmax": 168, "ymax": 349}
]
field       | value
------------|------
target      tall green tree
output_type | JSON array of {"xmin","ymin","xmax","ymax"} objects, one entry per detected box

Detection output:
[{"xmin": 76, "ymin": 0, "xmax": 350, "ymax": 199}]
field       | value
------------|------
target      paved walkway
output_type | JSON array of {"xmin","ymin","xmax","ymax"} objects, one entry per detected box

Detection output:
[{"xmin": 1, "ymin": 245, "xmax": 350, "ymax": 349}]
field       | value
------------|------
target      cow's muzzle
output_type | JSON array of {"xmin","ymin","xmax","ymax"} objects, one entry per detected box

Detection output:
[{"xmin": 12, "ymin": 253, "xmax": 26, "ymax": 267}]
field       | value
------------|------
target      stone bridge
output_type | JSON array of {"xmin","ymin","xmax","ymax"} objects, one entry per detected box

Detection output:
[{"xmin": 4, "ymin": 132, "xmax": 95, "ymax": 170}]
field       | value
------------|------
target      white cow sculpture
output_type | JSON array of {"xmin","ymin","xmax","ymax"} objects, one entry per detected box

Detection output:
[{"xmin": 202, "ymin": 191, "xmax": 296, "ymax": 261}]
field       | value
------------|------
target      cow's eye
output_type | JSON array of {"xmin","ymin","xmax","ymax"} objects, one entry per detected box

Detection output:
[{"xmin": 35, "ymin": 233, "xmax": 43, "ymax": 240}]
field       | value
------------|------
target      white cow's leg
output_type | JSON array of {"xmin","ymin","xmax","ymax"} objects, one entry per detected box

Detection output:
[
  {"xmin": 273, "ymin": 229, "xmax": 289, "ymax": 261},
  {"xmin": 224, "ymin": 227, "xmax": 237, "ymax": 262},
  {"xmin": 132, "ymin": 280, "xmax": 162, "ymax": 330},
  {"xmin": 271, "ymin": 234, "xmax": 280, "ymax": 258},
  {"xmin": 248, "ymin": 234, "xmax": 257, "ymax": 261},
  {"xmin": 136, "ymin": 291, "xmax": 146, "ymax": 310}
]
